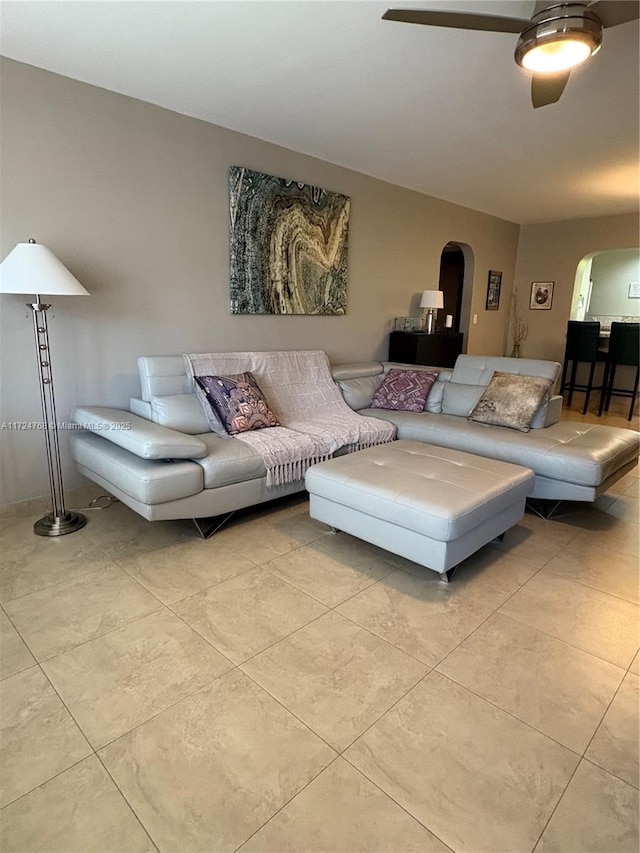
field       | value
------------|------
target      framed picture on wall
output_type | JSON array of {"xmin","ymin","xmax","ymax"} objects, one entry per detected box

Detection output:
[
  {"xmin": 530, "ymin": 281, "xmax": 554, "ymax": 310},
  {"xmin": 485, "ymin": 270, "xmax": 502, "ymax": 310}
]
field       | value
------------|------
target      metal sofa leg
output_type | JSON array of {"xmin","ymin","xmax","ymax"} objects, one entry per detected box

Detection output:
[
  {"xmin": 440, "ymin": 566, "xmax": 458, "ymax": 583},
  {"xmin": 526, "ymin": 498, "xmax": 563, "ymax": 520},
  {"xmin": 192, "ymin": 511, "xmax": 235, "ymax": 539}
]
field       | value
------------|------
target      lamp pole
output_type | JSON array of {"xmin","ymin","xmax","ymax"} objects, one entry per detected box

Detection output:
[{"xmin": 29, "ymin": 292, "xmax": 86, "ymax": 535}]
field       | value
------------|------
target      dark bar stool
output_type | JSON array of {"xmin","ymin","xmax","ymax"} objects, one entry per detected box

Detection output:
[
  {"xmin": 560, "ymin": 321, "xmax": 605, "ymax": 415},
  {"xmin": 599, "ymin": 322, "xmax": 640, "ymax": 421}
]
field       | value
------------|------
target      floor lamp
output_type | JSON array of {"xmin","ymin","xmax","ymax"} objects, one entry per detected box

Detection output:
[{"xmin": 0, "ymin": 239, "xmax": 90, "ymax": 536}]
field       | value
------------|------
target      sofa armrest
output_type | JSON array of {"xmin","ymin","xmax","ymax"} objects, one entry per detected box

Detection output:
[
  {"xmin": 545, "ymin": 395, "xmax": 563, "ymax": 427},
  {"xmin": 528, "ymin": 394, "xmax": 563, "ymax": 429},
  {"xmin": 72, "ymin": 407, "xmax": 208, "ymax": 459}
]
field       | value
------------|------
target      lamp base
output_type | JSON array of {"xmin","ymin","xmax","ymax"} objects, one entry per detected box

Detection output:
[{"xmin": 34, "ymin": 511, "xmax": 87, "ymax": 537}]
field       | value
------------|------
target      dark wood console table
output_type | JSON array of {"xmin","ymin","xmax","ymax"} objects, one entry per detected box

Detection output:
[{"xmin": 389, "ymin": 331, "xmax": 464, "ymax": 368}]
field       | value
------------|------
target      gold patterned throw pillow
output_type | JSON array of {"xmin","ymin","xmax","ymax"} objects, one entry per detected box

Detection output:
[{"xmin": 468, "ymin": 371, "xmax": 553, "ymax": 432}]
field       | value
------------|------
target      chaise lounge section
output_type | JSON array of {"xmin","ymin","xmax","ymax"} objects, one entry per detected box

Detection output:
[{"xmin": 334, "ymin": 355, "xmax": 639, "ymax": 503}]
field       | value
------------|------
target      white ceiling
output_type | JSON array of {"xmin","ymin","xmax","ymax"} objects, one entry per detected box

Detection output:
[{"xmin": 1, "ymin": 0, "xmax": 638, "ymax": 224}]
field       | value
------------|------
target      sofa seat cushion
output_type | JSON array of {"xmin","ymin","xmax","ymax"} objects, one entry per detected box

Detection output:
[
  {"xmin": 358, "ymin": 410, "xmax": 640, "ymax": 488},
  {"xmin": 194, "ymin": 434, "xmax": 267, "ymax": 488},
  {"xmin": 72, "ymin": 433, "xmax": 203, "ymax": 505}
]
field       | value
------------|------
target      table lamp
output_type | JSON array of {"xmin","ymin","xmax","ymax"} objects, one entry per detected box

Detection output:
[
  {"xmin": 420, "ymin": 290, "xmax": 444, "ymax": 334},
  {"xmin": 0, "ymin": 239, "xmax": 90, "ymax": 535}
]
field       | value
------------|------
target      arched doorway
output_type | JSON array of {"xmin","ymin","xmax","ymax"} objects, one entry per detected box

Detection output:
[
  {"xmin": 570, "ymin": 248, "xmax": 640, "ymax": 324},
  {"xmin": 438, "ymin": 242, "xmax": 474, "ymax": 351}
]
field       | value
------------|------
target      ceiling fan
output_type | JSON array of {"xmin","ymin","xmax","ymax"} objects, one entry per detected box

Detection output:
[{"xmin": 382, "ymin": 1, "xmax": 640, "ymax": 107}]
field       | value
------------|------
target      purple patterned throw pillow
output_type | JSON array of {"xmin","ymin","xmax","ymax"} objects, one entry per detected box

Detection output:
[
  {"xmin": 370, "ymin": 368, "xmax": 439, "ymax": 412},
  {"xmin": 195, "ymin": 373, "xmax": 280, "ymax": 435}
]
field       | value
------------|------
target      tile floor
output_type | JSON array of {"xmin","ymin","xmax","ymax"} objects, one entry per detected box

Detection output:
[{"xmin": 0, "ymin": 409, "xmax": 638, "ymax": 852}]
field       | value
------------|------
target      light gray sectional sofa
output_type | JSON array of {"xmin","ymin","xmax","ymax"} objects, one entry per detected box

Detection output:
[{"xmin": 70, "ymin": 352, "xmax": 639, "ymax": 531}]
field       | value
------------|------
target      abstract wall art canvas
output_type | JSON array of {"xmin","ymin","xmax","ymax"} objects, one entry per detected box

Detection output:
[{"xmin": 229, "ymin": 166, "xmax": 350, "ymax": 315}]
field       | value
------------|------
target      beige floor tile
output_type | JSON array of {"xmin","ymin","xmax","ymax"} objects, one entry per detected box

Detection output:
[
  {"xmin": 0, "ymin": 608, "xmax": 35, "ymax": 680},
  {"xmin": 552, "ymin": 503, "xmax": 625, "ymax": 534},
  {"xmin": 0, "ymin": 755, "xmax": 154, "ymax": 852},
  {"xmin": 118, "ymin": 537, "xmax": 256, "ymax": 604},
  {"xmin": 242, "ymin": 611, "xmax": 427, "ymax": 751},
  {"xmin": 0, "ymin": 667, "xmax": 91, "ymax": 807},
  {"xmin": 43, "ymin": 609, "xmax": 232, "ymax": 748},
  {"xmin": 410, "ymin": 543, "xmax": 541, "ymax": 610},
  {"xmin": 239, "ymin": 757, "xmax": 450, "ymax": 853},
  {"xmin": 265, "ymin": 533, "xmax": 399, "ymax": 607},
  {"xmin": 609, "ymin": 468, "xmax": 640, "ymax": 494},
  {"xmin": 605, "ymin": 495, "xmax": 640, "ymax": 524},
  {"xmin": 0, "ymin": 533, "xmax": 113, "ymax": 603},
  {"xmin": 213, "ymin": 509, "xmax": 330, "ymax": 565},
  {"xmin": 624, "ymin": 477, "xmax": 640, "ymax": 497},
  {"xmin": 83, "ymin": 502, "xmax": 194, "ymax": 560},
  {"xmin": 500, "ymin": 573, "xmax": 639, "ymax": 669},
  {"xmin": 4, "ymin": 565, "xmax": 162, "ymax": 661},
  {"xmin": 491, "ymin": 513, "xmax": 579, "ymax": 568},
  {"xmin": 172, "ymin": 567, "xmax": 326, "ymax": 663},
  {"xmin": 630, "ymin": 651, "xmax": 640, "ymax": 674},
  {"xmin": 586, "ymin": 671, "xmax": 639, "ymax": 788},
  {"xmin": 99, "ymin": 669, "xmax": 335, "ymax": 853},
  {"xmin": 535, "ymin": 760, "xmax": 639, "ymax": 853},
  {"xmin": 346, "ymin": 671, "xmax": 578, "ymax": 853},
  {"xmin": 337, "ymin": 569, "xmax": 492, "ymax": 667},
  {"xmin": 543, "ymin": 543, "xmax": 640, "ymax": 604},
  {"xmin": 438, "ymin": 612, "xmax": 625, "ymax": 753},
  {"xmin": 567, "ymin": 520, "xmax": 639, "ymax": 559},
  {"xmin": 0, "ymin": 495, "xmax": 52, "ymax": 523}
]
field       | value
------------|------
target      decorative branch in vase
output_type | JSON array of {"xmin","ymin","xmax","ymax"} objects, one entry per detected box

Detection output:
[{"xmin": 510, "ymin": 290, "xmax": 528, "ymax": 358}]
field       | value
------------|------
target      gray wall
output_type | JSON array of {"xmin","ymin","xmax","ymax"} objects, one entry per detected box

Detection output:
[
  {"xmin": 513, "ymin": 213, "xmax": 640, "ymax": 363},
  {"xmin": 589, "ymin": 249, "xmax": 640, "ymax": 318},
  {"xmin": 0, "ymin": 59, "xmax": 522, "ymax": 504}
]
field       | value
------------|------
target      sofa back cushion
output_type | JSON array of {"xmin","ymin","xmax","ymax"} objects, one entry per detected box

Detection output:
[
  {"xmin": 337, "ymin": 375, "xmax": 384, "ymax": 410},
  {"xmin": 441, "ymin": 383, "xmax": 485, "ymax": 416},
  {"xmin": 138, "ymin": 356, "xmax": 193, "ymax": 400},
  {"xmin": 136, "ymin": 355, "xmax": 222, "ymax": 434},
  {"xmin": 148, "ymin": 394, "xmax": 213, "ymax": 435},
  {"xmin": 451, "ymin": 355, "xmax": 561, "ymax": 388}
]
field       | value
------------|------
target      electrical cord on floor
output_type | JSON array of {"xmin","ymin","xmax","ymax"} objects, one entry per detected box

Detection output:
[{"xmin": 69, "ymin": 495, "xmax": 120, "ymax": 512}]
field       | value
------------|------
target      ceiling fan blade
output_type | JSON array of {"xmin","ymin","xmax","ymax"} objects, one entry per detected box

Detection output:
[
  {"xmin": 382, "ymin": 9, "xmax": 529, "ymax": 34},
  {"xmin": 588, "ymin": 0, "xmax": 640, "ymax": 28},
  {"xmin": 531, "ymin": 71, "xmax": 571, "ymax": 108}
]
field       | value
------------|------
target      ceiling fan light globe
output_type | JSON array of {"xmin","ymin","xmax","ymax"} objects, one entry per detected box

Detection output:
[
  {"xmin": 515, "ymin": 9, "xmax": 602, "ymax": 74},
  {"xmin": 521, "ymin": 37, "xmax": 596, "ymax": 72}
]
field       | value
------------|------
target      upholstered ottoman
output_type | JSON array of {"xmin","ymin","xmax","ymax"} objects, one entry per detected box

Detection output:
[{"xmin": 305, "ymin": 440, "xmax": 535, "ymax": 580}]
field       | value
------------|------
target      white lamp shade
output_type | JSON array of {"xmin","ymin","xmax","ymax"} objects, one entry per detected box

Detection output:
[
  {"xmin": 0, "ymin": 242, "xmax": 89, "ymax": 296},
  {"xmin": 420, "ymin": 290, "xmax": 444, "ymax": 309}
]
